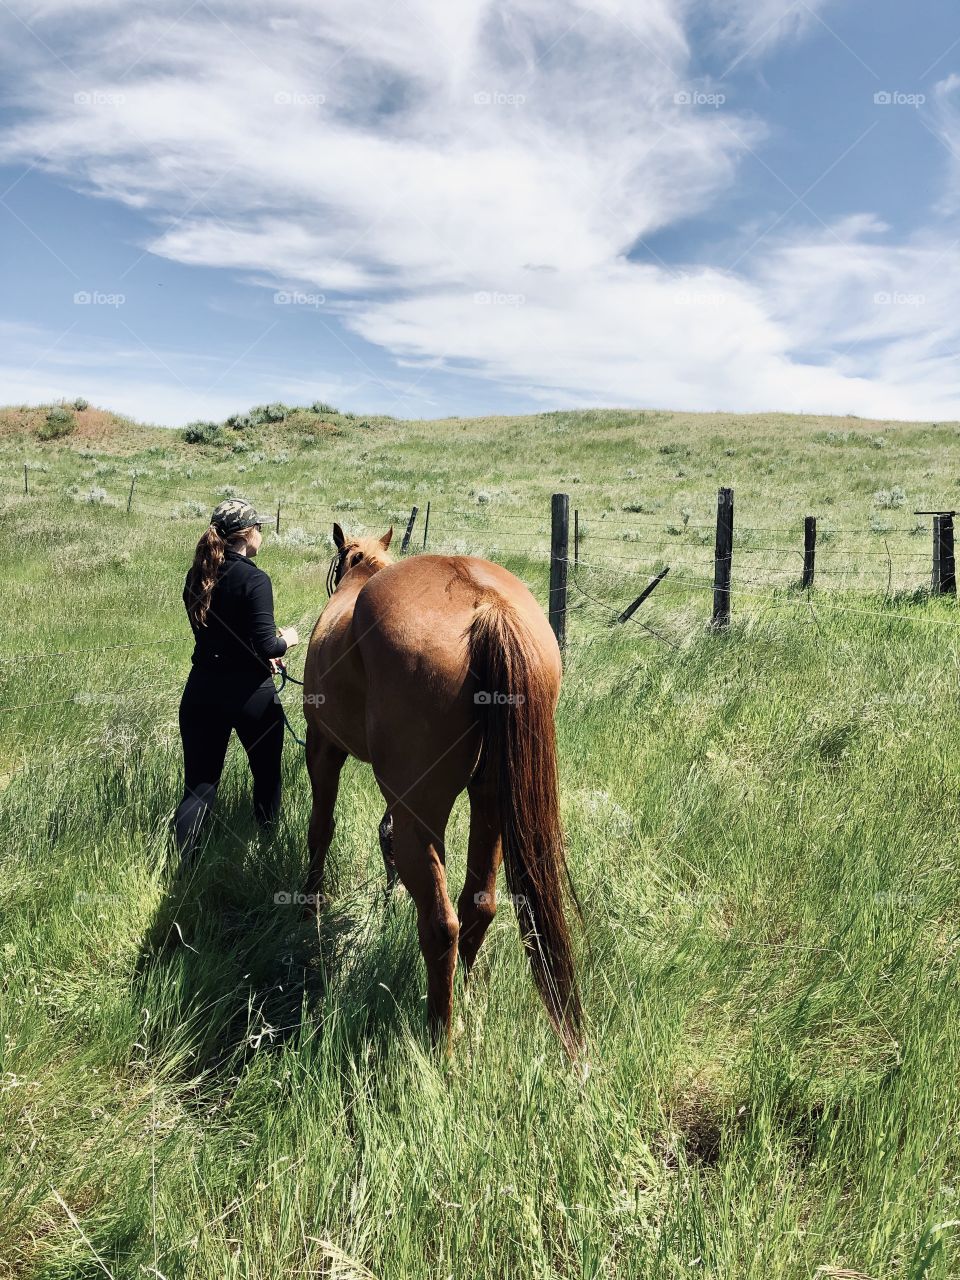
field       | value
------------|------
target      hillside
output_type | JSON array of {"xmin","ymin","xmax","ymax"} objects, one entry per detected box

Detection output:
[
  {"xmin": 1, "ymin": 401, "xmax": 960, "ymax": 1278},
  {"xmin": 3, "ymin": 399, "xmax": 958, "ymax": 598}
]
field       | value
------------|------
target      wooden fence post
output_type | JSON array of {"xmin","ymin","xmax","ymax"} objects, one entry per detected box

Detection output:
[
  {"xmin": 618, "ymin": 567, "xmax": 670, "ymax": 623},
  {"xmin": 23, "ymin": 464, "xmax": 28, "ymax": 496},
  {"xmin": 401, "ymin": 504, "xmax": 419, "ymax": 554},
  {"xmin": 126, "ymin": 474, "xmax": 136, "ymax": 514},
  {"xmin": 549, "ymin": 492, "xmax": 569, "ymax": 652},
  {"xmin": 574, "ymin": 508, "xmax": 579, "ymax": 567},
  {"xmin": 712, "ymin": 486, "xmax": 734, "ymax": 628},
  {"xmin": 422, "ymin": 500, "xmax": 431, "ymax": 551},
  {"xmin": 801, "ymin": 515, "xmax": 816, "ymax": 589},
  {"xmin": 933, "ymin": 514, "xmax": 957, "ymax": 596},
  {"xmin": 276, "ymin": 501, "xmax": 281, "ymax": 535}
]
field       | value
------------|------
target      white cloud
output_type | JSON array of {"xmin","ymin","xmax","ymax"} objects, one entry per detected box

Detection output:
[
  {"xmin": 696, "ymin": 0, "xmax": 835, "ymax": 63},
  {"xmin": 0, "ymin": 0, "xmax": 957, "ymax": 422}
]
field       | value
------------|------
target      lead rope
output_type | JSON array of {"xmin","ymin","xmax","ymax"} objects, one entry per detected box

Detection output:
[{"xmin": 274, "ymin": 662, "xmax": 307, "ymax": 747}]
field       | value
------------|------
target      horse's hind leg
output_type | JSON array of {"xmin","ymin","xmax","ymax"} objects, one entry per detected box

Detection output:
[
  {"xmin": 457, "ymin": 777, "xmax": 503, "ymax": 975},
  {"xmin": 378, "ymin": 810, "xmax": 397, "ymax": 890},
  {"xmin": 303, "ymin": 728, "xmax": 347, "ymax": 912},
  {"xmin": 389, "ymin": 803, "xmax": 459, "ymax": 1050}
]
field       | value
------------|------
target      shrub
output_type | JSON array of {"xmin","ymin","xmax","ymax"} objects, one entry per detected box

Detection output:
[
  {"xmin": 84, "ymin": 486, "xmax": 108, "ymax": 504},
  {"xmin": 219, "ymin": 484, "xmax": 242, "ymax": 499},
  {"xmin": 173, "ymin": 500, "xmax": 206, "ymax": 520},
  {"xmin": 249, "ymin": 403, "xmax": 289, "ymax": 425},
  {"xmin": 182, "ymin": 421, "xmax": 222, "ymax": 444},
  {"xmin": 274, "ymin": 526, "xmax": 317, "ymax": 547},
  {"xmin": 227, "ymin": 412, "xmax": 253, "ymax": 430},
  {"xmin": 73, "ymin": 397, "xmax": 89, "ymax": 411},
  {"xmin": 311, "ymin": 401, "xmax": 339, "ymax": 414},
  {"xmin": 38, "ymin": 406, "xmax": 75, "ymax": 440},
  {"xmin": 873, "ymin": 486, "xmax": 906, "ymax": 509}
]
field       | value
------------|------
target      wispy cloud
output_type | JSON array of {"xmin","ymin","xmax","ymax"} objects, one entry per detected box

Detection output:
[{"xmin": 0, "ymin": 0, "xmax": 957, "ymax": 422}]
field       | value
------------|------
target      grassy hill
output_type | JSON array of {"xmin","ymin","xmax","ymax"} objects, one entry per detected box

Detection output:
[{"xmin": 1, "ymin": 402, "xmax": 959, "ymax": 1278}]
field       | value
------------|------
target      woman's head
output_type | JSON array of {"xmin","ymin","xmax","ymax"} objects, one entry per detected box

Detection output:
[
  {"xmin": 209, "ymin": 497, "xmax": 266, "ymax": 544},
  {"xmin": 186, "ymin": 498, "xmax": 266, "ymax": 627}
]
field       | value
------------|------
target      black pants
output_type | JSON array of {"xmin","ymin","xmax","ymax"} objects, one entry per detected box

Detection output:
[{"xmin": 174, "ymin": 667, "xmax": 285, "ymax": 862}]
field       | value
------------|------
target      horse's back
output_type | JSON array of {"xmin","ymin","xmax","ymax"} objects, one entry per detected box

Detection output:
[
  {"xmin": 352, "ymin": 555, "xmax": 559, "ymax": 795},
  {"xmin": 354, "ymin": 554, "xmax": 558, "ymax": 681}
]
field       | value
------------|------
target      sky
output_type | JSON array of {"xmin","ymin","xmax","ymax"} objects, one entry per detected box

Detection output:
[{"xmin": 0, "ymin": 0, "xmax": 959, "ymax": 427}]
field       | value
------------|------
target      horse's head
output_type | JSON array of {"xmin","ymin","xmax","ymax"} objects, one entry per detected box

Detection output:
[{"xmin": 326, "ymin": 523, "xmax": 393, "ymax": 595}]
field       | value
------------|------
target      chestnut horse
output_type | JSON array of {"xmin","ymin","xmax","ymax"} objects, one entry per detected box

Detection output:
[{"xmin": 301, "ymin": 523, "xmax": 582, "ymax": 1054}]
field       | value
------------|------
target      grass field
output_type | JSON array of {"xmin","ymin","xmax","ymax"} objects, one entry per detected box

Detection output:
[{"xmin": 2, "ymin": 402, "xmax": 960, "ymax": 1278}]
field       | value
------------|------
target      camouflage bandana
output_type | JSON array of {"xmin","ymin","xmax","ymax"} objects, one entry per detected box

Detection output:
[{"xmin": 209, "ymin": 498, "xmax": 266, "ymax": 536}]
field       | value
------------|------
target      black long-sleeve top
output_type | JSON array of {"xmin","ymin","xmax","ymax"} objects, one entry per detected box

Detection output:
[{"xmin": 184, "ymin": 548, "xmax": 288, "ymax": 679}]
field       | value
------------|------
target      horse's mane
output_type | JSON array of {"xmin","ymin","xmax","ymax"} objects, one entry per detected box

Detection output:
[{"xmin": 348, "ymin": 534, "xmax": 393, "ymax": 573}]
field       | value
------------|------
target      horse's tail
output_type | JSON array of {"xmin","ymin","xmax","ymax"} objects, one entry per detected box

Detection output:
[{"xmin": 467, "ymin": 597, "xmax": 583, "ymax": 1056}]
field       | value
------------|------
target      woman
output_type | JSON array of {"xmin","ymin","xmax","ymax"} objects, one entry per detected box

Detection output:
[{"xmin": 173, "ymin": 497, "xmax": 300, "ymax": 866}]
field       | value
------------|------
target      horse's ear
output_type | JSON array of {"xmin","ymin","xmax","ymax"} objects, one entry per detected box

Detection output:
[
  {"xmin": 380, "ymin": 526, "xmax": 393, "ymax": 550},
  {"xmin": 333, "ymin": 522, "xmax": 345, "ymax": 549}
]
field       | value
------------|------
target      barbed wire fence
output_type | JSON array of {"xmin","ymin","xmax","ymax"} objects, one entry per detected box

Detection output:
[{"xmin": 2, "ymin": 480, "xmax": 960, "ymax": 720}]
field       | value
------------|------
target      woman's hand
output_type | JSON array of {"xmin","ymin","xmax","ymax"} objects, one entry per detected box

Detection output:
[{"xmin": 279, "ymin": 626, "xmax": 300, "ymax": 648}]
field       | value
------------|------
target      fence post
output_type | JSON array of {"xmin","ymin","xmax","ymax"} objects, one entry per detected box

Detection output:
[
  {"xmin": 801, "ymin": 515, "xmax": 816, "ymax": 589},
  {"xmin": 126, "ymin": 474, "xmax": 136, "ymax": 514},
  {"xmin": 276, "ymin": 501, "xmax": 281, "ymax": 535},
  {"xmin": 712, "ymin": 486, "xmax": 734, "ymax": 628},
  {"xmin": 574, "ymin": 508, "xmax": 579, "ymax": 567},
  {"xmin": 401, "ymin": 504, "xmax": 419, "ymax": 554},
  {"xmin": 933, "ymin": 514, "xmax": 957, "ymax": 596},
  {"xmin": 618, "ymin": 567, "xmax": 670, "ymax": 623},
  {"xmin": 549, "ymin": 492, "xmax": 569, "ymax": 652},
  {"xmin": 422, "ymin": 500, "xmax": 431, "ymax": 551},
  {"xmin": 23, "ymin": 463, "xmax": 28, "ymax": 496}
]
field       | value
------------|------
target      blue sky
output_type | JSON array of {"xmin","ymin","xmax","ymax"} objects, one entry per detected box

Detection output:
[{"xmin": 1, "ymin": 0, "xmax": 959, "ymax": 425}]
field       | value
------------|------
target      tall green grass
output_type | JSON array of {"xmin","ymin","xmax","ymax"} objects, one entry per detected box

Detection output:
[{"xmin": 1, "ymin": 409, "xmax": 959, "ymax": 1278}]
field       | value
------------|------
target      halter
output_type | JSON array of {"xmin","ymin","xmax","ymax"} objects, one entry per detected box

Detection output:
[{"xmin": 326, "ymin": 546, "xmax": 348, "ymax": 597}]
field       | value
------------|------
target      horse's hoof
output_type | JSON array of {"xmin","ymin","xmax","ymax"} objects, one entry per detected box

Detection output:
[{"xmin": 299, "ymin": 890, "xmax": 326, "ymax": 921}]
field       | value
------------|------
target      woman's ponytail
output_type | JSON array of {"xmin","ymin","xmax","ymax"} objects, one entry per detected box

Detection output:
[{"xmin": 186, "ymin": 524, "xmax": 227, "ymax": 628}]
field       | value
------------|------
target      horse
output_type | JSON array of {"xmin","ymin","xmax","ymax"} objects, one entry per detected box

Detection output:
[{"xmin": 300, "ymin": 523, "xmax": 583, "ymax": 1055}]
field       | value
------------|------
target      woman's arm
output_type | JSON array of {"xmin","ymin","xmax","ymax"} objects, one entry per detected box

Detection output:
[{"xmin": 246, "ymin": 570, "xmax": 288, "ymax": 661}]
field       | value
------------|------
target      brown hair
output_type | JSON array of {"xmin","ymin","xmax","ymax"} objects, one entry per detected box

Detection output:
[
  {"xmin": 186, "ymin": 524, "xmax": 249, "ymax": 627},
  {"xmin": 467, "ymin": 594, "xmax": 583, "ymax": 1056}
]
